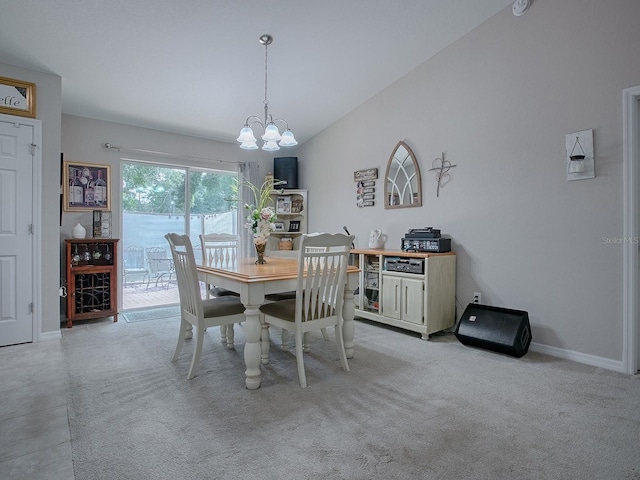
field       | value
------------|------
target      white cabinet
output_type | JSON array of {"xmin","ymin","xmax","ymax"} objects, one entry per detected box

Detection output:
[
  {"xmin": 382, "ymin": 275, "xmax": 424, "ymax": 324},
  {"xmin": 352, "ymin": 249, "xmax": 456, "ymax": 339},
  {"xmin": 268, "ymin": 189, "xmax": 307, "ymax": 256}
]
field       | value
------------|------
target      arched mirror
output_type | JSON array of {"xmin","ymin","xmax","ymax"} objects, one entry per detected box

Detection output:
[{"xmin": 384, "ymin": 141, "xmax": 422, "ymax": 209}]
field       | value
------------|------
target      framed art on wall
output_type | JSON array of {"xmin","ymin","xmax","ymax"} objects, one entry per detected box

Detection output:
[
  {"xmin": 63, "ymin": 161, "xmax": 111, "ymax": 211},
  {"xmin": 0, "ymin": 76, "xmax": 36, "ymax": 118}
]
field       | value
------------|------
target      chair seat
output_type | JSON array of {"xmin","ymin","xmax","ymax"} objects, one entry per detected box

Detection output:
[
  {"xmin": 202, "ymin": 296, "xmax": 245, "ymax": 318},
  {"xmin": 209, "ymin": 286, "xmax": 240, "ymax": 297},
  {"xmin": 265, "ymin": 291, "xmax": 296, "ymax": 301}
]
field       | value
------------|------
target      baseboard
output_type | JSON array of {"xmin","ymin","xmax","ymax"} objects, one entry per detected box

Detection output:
[
  {"xmin": 37, "ymin": 329, "xmax": 62, "ymax": 342},
  {"xmin": 529, "ymin": 342, "xmax": 624, "ymax": 373}
]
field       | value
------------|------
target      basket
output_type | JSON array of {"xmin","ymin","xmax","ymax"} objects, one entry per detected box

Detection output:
[{"xmin": 278, "ymin": 240, "xmax": 293, "ymax": 250}]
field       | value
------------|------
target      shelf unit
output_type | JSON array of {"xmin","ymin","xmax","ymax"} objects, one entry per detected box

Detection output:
[
  {"xmin": 65, "ymin": 238, "xmax": 119, "ymax": 328},
  {"xmin": 351, "ymin": 248, "xmax": 456, "ymax": 339},
  {"xmin": 268, "ymin": 189, "xmax": 307, "ymax": 255}
]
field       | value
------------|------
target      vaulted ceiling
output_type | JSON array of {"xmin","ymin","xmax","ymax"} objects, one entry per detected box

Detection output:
[{"xmin": 0, "ymin": 0, "xmax": 512, "ymax": 145}]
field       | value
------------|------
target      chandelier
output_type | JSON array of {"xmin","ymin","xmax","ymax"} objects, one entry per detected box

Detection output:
[{"xmin": 237, "ymin": 34, "xmax": 298, "ymax": 151}]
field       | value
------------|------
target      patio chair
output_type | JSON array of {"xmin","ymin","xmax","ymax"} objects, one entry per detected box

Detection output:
[
  {"xmin": 123, "ymin": 245, "xmax": 146, "ymax": 287},
  {"xmin": 145, "ymin": 246, "xmax": 174, "ymax": 289}
]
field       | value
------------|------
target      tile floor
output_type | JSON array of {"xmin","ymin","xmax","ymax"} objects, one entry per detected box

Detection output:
[{"xmin": 0, "ymin": 339, "xmax": 74, "ymax": 479}]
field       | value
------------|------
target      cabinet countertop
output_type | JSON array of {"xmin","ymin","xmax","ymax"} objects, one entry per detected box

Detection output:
[{"xmin": 351, "ymin": 248, "xmax": 454, "ymax": 258}]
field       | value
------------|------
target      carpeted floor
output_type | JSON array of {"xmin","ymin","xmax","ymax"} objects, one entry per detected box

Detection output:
[
  {"xmin": 122, "ymin": 306, "xmax": 181, "ymax": 323},
  {"xmin": 61, "ymin": 315, "xmax": 640, "ymax": 480}
]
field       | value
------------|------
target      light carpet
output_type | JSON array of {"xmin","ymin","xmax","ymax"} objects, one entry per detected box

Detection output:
[{"xmin": 61, "ymin": 316, "xmax": 640, "ymax": 480}]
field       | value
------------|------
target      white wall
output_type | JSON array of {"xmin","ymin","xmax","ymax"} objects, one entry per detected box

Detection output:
[
  {"xmin": 299, "ymin": 0, "xmax": 640, "ymax": 365},
  {"xmin": 0, "ymin": 62, "xmax": 61, "ymax": 337}
]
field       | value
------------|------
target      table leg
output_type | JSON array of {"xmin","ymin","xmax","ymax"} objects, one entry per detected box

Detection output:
[
  {"xmin": 243, "ymin": 305, "xmax": 262, "ymax": 389},
  {"xmin": 342, "ymin": 285, "xmax": 355, "ymax": 359}
]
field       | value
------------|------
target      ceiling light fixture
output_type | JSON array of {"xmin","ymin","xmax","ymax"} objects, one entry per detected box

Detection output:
[{"xmin": 237, "ymin": 34, "xmax": 297, "ymax": 151}]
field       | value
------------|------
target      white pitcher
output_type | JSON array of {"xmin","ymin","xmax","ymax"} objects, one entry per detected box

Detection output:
[{"xmin": 368, "ymin": 229, "xmax": 383, "ymax": 249}]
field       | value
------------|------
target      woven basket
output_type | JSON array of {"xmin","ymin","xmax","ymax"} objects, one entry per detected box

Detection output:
[{"xmin": 278, "ymin": 240, "xmax": 293, "ymax": 250}]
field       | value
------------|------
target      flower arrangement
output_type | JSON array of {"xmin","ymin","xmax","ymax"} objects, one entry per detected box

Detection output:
[{"xmin": 243, "ymin": 178, "xmax": 279, "ymax": 245}]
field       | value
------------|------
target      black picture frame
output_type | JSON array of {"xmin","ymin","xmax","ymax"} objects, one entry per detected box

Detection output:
[{"xmin": 288, "ymin": 220, "xmax": 301, "ymax": 232}]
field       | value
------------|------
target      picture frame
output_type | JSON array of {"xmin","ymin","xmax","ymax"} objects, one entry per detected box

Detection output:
[
  {"xmin": 273, "ymin": 221, "xmax": 285, "ymax": 232},
  {"xmin": 0, "ymin": 76, "xmax": 36, "ymax": 118},
  {"xmin": 276, "ymin": 195, "xmax": 291, "ymax": 214},
  {"xmin": 288, "ymin": 220, "xmax": 301, "ymax": 232},
  {"xmin": 63, "ymin": 161, "xmax": 111, "ymax": 211}
]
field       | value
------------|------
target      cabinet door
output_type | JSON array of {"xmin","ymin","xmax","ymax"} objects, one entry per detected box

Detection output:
[
  {"xmin": 401, "ymin": 277, "xmax": 424, "ymax": 325},
  {"xmin": 381, "ymin": 275, "xmax": 401, "ymax": 319}
]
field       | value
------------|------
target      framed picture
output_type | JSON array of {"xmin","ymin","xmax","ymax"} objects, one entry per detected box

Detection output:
[
  {"xmin": 273, "ymin": 221, "xmax": 285, "ymax": 232},
  {"xmin": 288, "ymin": 220, "xmax": 301, "ymax": 232},
  {"xmin": 63, "ymin": 161, "xmax": 111, "ymax": 211},
  {"xmin": 0, "ymin": 76, "xmax": 36, "ymax": 118},
  {"xmin": 276, "ymin": 195, "xmax": 291, "ymax": 214}
]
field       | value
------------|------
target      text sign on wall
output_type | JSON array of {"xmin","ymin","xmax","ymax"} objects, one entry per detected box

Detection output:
[{"xmin": 0, "ymin": 76, "xmax": 36, "ymax": 118}]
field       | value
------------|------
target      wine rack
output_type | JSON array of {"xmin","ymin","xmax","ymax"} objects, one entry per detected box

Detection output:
[{"xmin": 65, "ymin": 238, "xmax": 119, "ymax": 328}]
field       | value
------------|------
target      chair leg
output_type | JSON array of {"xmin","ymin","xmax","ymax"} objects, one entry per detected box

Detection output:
[
  {"xmin": 187, "ymin": 326, "xmax": 205, "ymax": 379},
  {"xmin": 226, "ymin": 324, "xmax": 235, "ymax": 349},
  {"xmin": 334, "ymin": 324, "xmax": 350, "ymax": 373},
  {"xmin": 321, "ymin": 328, "xmax": 330, "ymax": 341},
  {"xmin": 295, "ymin": 330, "xmax": 307, "ymax": 388},
  {"xmin": 186, "ymin": 324, "xmax": 193, "ymax": 339},
  {"xmin": 281, "ymin": 328, "xmax": 289, "ymax": 349},
  {"xmin": 172, "ymin": 319, "xmax": 188, "ymax": 362},
  {"xmin": 303, "ymin": 332, "xmax": 311, "ymax": 353},
  {"xmin": 220, "ymin": 325, "xmax": 228, "ymax": 345}
]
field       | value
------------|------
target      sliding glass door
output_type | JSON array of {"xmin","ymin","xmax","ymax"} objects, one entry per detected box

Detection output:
[{"xmin": 121, "ymin": 161, "xmax": 237, "ymax": 310}]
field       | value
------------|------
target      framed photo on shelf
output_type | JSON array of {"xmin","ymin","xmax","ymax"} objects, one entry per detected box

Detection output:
[
  {"xmin": 288, "ymin": 220, "xmax": 301, "ymax": 233},
  {"xmin": 276, "ymin": 195, "xmax": 291, "ymax": 214},
  {"xmin": 63, "ymin": 161, "xmax": 111, "ymax": 211},
  {"xmin": 273, "ymin": 221, "xmax": 285, "ymax": 232}
]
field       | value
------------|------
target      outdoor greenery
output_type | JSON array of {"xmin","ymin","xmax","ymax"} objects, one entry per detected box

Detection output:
[{"xmin": 122, "ymin": 164, "xmax": 238, "ymax": 214}]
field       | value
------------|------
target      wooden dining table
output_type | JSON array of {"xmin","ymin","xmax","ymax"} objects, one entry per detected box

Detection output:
[{"xmin": 197, "ymin": 256, "xmax": 360, "ymax": 389}]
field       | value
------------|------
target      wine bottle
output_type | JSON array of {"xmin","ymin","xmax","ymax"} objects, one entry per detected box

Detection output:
[
  {"xmin": 84, "ymin": 174, "xmax": 95, "ymax": 206},
  {"xmin": 70, "ymin": 170, "xmax": 84, "ymax": 205},
  {"xmin": 94, "ymin": 169, "xmax": 106, "ymax": 206}
]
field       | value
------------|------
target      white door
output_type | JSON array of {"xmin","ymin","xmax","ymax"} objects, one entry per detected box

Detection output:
[
  {"xmin": 0, "ymin": 120, "xmax": 34, "ymax": 346},
  {"xmin": 402, "ymin": 277, "xmax": 424, "ymax": 325}
]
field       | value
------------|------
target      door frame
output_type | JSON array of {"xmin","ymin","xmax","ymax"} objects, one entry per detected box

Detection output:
[
  {"xmin": 622, "ymin": 85, "xmax": 640, "ymax": 374},
  {"xmin": 0, "ymin": 113, "xmax": 42, "ymax": 342}
]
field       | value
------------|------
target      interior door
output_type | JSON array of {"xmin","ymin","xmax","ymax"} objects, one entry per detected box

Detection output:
[{"xmin": 0, "ymin": 119, "xmax": 34, "ymax": 346}]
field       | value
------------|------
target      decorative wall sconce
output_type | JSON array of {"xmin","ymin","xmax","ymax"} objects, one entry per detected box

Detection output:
[{"xmin": 565, "ymin": 130, "xmax": 594, "ymax": 181}]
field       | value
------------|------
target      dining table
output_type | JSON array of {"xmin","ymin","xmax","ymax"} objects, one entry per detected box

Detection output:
[{"xmin": 197, "ymin": 255, "xmax": 360, "ymax": 389}]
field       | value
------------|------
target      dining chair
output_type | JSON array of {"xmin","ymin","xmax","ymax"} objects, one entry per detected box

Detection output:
[
  {"xmin": 199, "ymin": 233, "xmax": 241, "ymax": 346},
  {"xmin": 259, "ymin": 232, "xmax": 354, "ymax": 387},
  {"xmin": 165, "ymin": 233, "xmax": 246, "ymax": 379}
]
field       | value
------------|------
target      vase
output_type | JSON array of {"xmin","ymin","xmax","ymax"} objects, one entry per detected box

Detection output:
[
  {"xmin": 254, "ymin": 241, "xmax": 267, "ymax": 264},
  {"xmin": 72, "ymin": 223, "xmax": 86, "ymax": 239}
]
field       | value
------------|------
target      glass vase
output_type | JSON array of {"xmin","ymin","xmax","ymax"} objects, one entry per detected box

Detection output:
[{"xmin": 255, "ymin": 241, "xmax": 267, "ymax": 264}]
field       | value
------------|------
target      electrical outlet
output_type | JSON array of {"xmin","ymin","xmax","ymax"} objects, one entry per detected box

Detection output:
[{"xmin": 473, "ymin": 292, "xmax": 481, "ymax": 304}]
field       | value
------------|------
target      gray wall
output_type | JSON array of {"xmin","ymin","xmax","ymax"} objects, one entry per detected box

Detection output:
[
  {"xmin": 0, "ymin": 62, "xmax": 61, "ymax": 338},
  {"xmin": 298, "ymin": 0, "xmax": 640, "ymax": 366}
]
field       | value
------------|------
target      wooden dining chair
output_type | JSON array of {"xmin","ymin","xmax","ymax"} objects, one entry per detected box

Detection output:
[
  {"xmin": 259, "ymin": 233, "xmax": 354, "ymax": 387},
  {"xmin": 165, "ymin": 233, "xmax": 246, "ymax": 379}
]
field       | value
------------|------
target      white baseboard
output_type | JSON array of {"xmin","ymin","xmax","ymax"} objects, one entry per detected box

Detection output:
[
  {"xmin": 529, "ymin": 342, "xmax": 624, "ymax": 373},
  {"xmin": 37, "ymin": 329, "xmax": 62, "ymax": 342}
]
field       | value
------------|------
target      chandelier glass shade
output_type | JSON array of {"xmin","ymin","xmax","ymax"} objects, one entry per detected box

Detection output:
[{"xmin": 237, "ymin": 34, "xmax": 298, "ymax": 151}]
